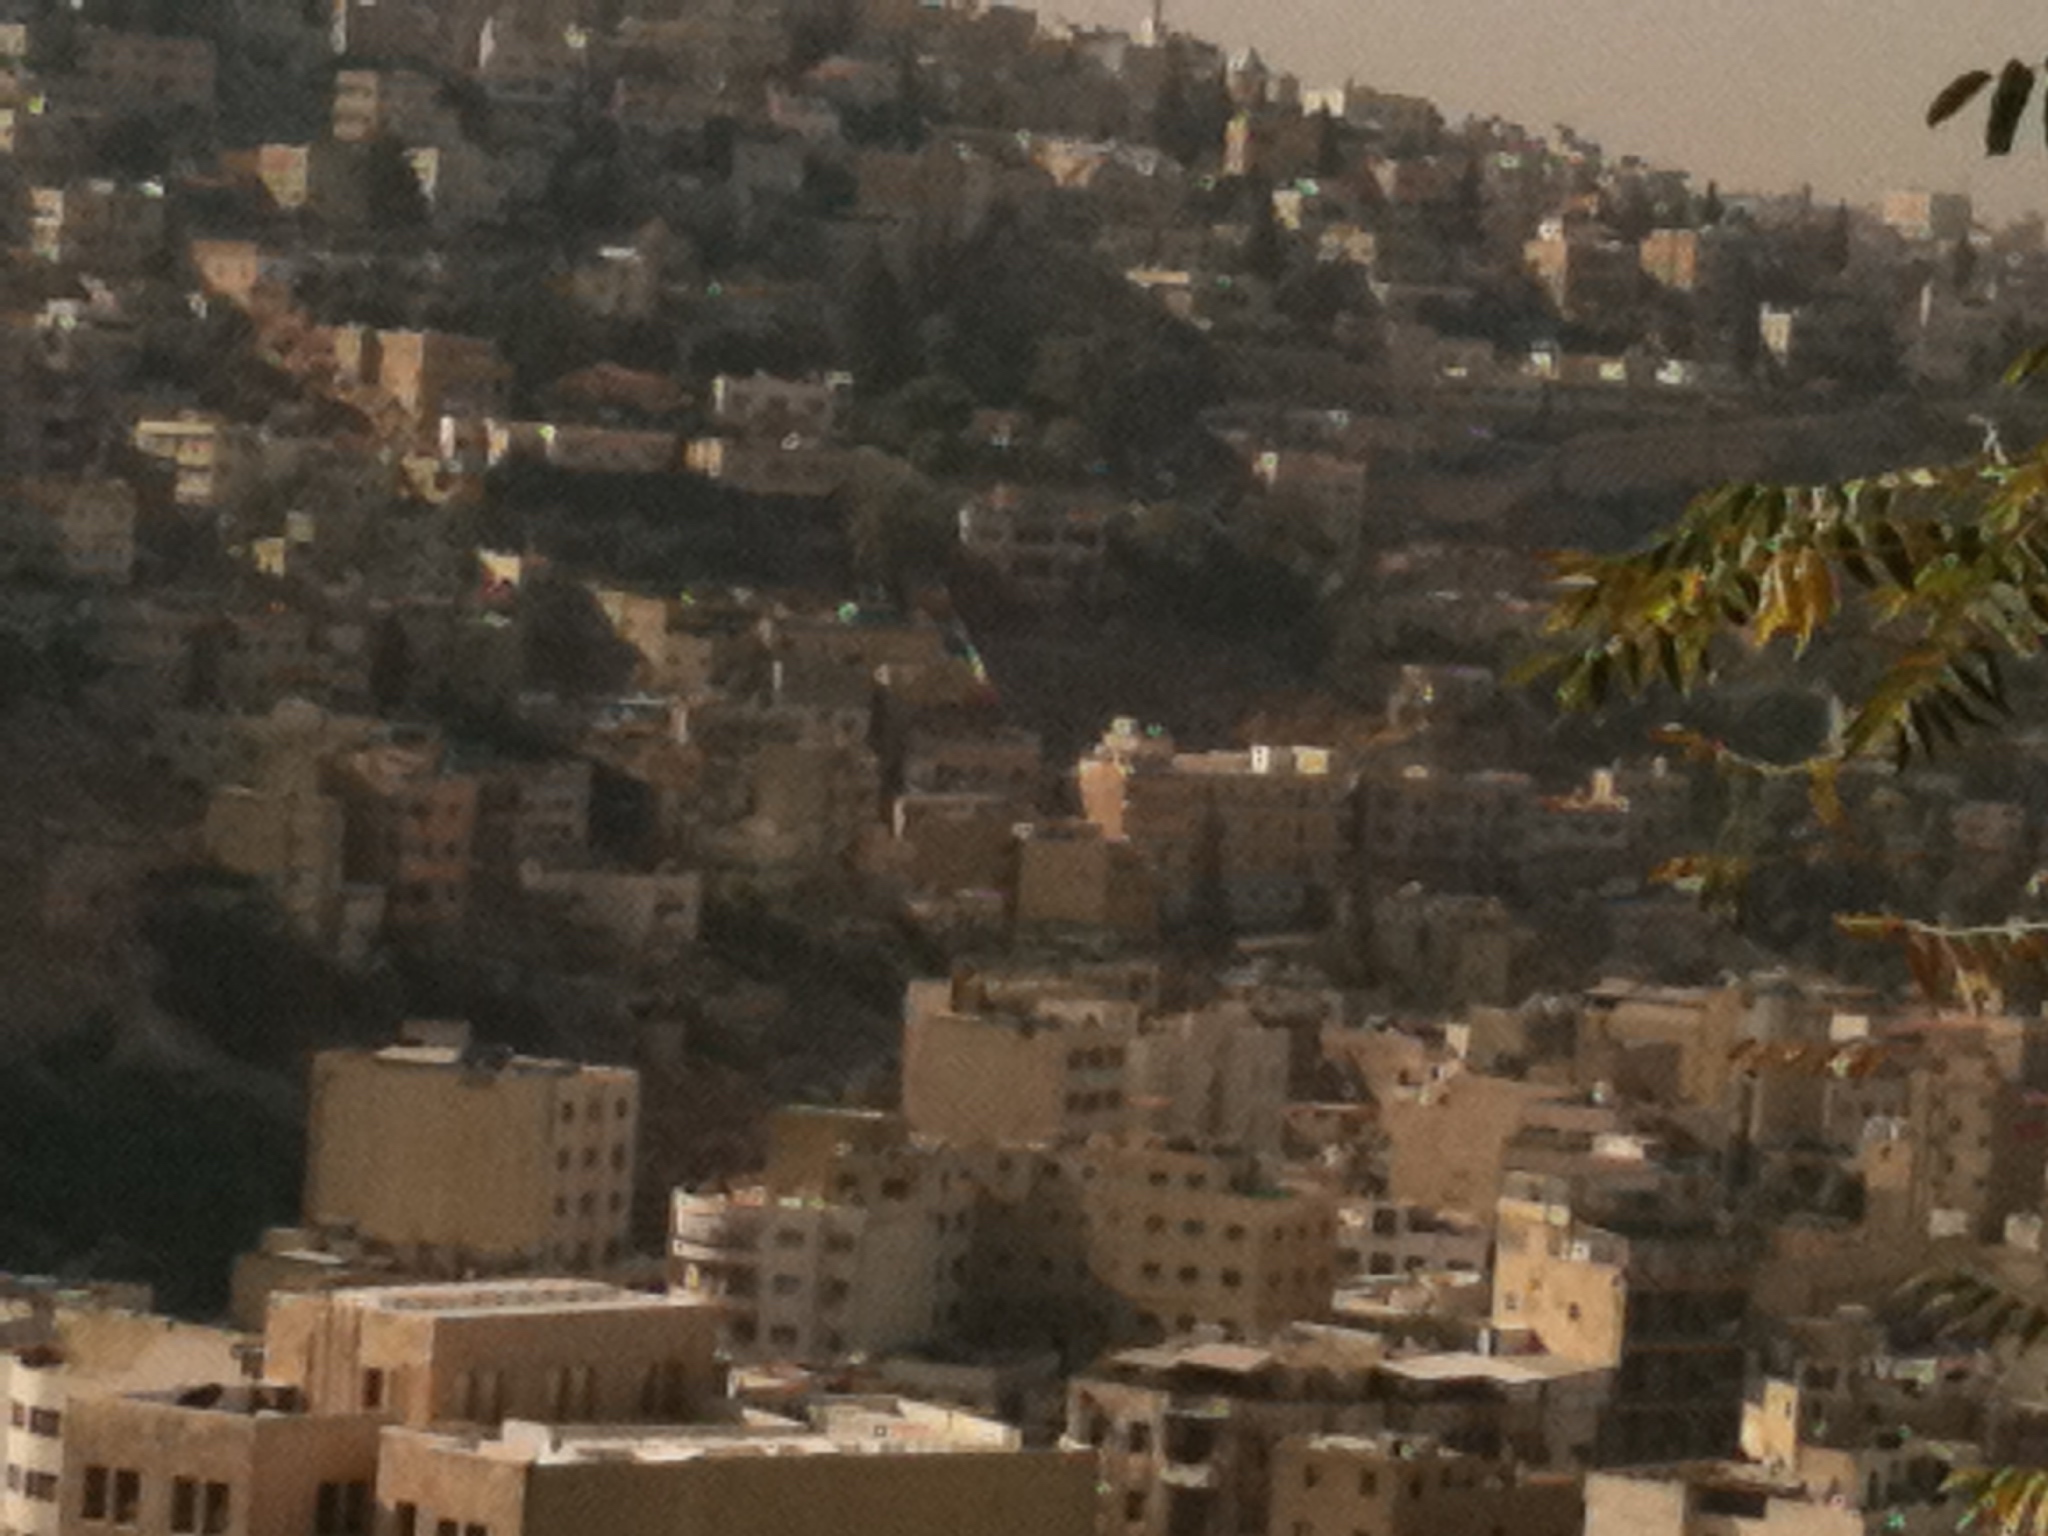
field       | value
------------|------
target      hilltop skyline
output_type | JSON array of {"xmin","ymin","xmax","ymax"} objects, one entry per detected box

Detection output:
[{"xmin": 1052, "ymin": 0, "xmax": 2048, "ymax": 225}]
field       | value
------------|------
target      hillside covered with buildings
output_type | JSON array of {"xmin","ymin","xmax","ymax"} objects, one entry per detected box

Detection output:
[{"xmin": 3, "ymin": 0, "xmax": 2048, "ymax": 1533}]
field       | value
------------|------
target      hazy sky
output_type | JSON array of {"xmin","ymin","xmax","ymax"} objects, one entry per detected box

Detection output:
[{"xmin": 1047, "ymin": 0, "xmax": 2048, "ymax": 224}]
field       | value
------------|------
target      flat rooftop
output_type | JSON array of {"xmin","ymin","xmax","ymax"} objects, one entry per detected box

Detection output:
[{"xmin": 320, "ymin": 1280, "xmax": 703, "ymax": 1319}]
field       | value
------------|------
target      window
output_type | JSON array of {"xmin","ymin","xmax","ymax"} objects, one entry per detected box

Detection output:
[
  {"xmin": 172, "ymin": 1478, "xmax": 199, "ymax": 1533},
  {"xmin": 771, "ymin": 1274, "xmax": 803, "ymax": 1296},
  {"xmin": 24, "ymin": 1471, "xmax": 57, "ymax": 1503},
  {"xmin": 202, "ymin": 1482, "xmax": 229, "ymax": 1535},
  {"xmin": 1358, "ymin": 1469, "xmax": 1377, "ymax": 1496},
  {"xmin": 395, "ymin": 1505, "xmax": 418, "ymax": 1536},
  {"xmin": 438, "ymin": 1523, "xmax": 458, "ymax": 1536},
  {"xmin": 616, "ymin": 1097, "xmax": 630, "ymax": 1119},
  {"xmin": 114, "ymin": 1470, "xmax": 140, "ymax": 1525},
  {"xmin": 362, "ymin": 1369, "xmax": 386, "ymax": 1409},
  {"xmin": 5, "ymin": 1402, "xmax": 19, "ymax": 1427},
  {"xmin": 464, "ymin": 1526, "xmax": 488, "ymax": 1536},
  {"xmin": 316, "ymin": 1481, "xmax": 371, "ymax": 1535},
  {"xmin": 1125, "ymin": 1489, "xmax": 1146, "ymax": 1522},
  {"xmin": 1304, "ymin": 1463, "xmax": 1321, "ymax": 1489},
  {"xmin": 82, "ymin": 1465, "xmax": 109, "ymax": 1520}
]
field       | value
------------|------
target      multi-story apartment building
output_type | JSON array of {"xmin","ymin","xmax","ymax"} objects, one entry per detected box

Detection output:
[
  {"xmin": 1879, "ymin": 189, "xmax": 1972, "ymax": 243},
  {"xmin": 1356, "ymin": 763, "xmax": 1533, "ymax": 896},
  {"xmin": 131, "ymin": 414, "xmax": 242, "ymax": 509},
  {"xmin": 263, "ymin": 1280, "xmax": 722, "ymax": 1427},
  {"xmin": 1077, "ymin": 721, "xmax": 1351, "ymax": 930},
  {"xmin": 372, "ymin": 1399, "xmax": 1096, "ymax": 1536},
  {"xmin": 203, "ymin": 784, "xmax": 347, "ymax": 943},
  {"xmin": 57, "ymin": 1386, "xmax": 382, "ymax": 1536},
  {"xmin": 1523, "ymin": 218, "xmax": 1643, "ymax": 319},
  {"xmin": 969, "ymin": 1140, "xmax": 1338, "ymax": 1351},
  {"xmin": 1336, "ymin": 1200, "xmax": 1491, "ymax": 1281},
  {"xmin": 330, "ymin": 328, "xmax": 512, "ymax": 427},
  {"xmin": 1, "ymin": 1290, "xmax": 246, "ymax": 1536},
  {"xmin": 670, "ymin": 1109, "xmax": 976, "ymax": 1362},
  {"xmin": 301, "ymin": 1027, "xmax": 638, "ymax": 1276},
  {"xmin": 470, "ymin": 757, "xmax": 591, "ymax": 873},
  {"xmin": 1493, "ymin": 1176, "xmax": 1750, "ymax": 1466},
  {"xmin": 1012, "ymin": 820, "xmax": 1159, "ymax": 938},
  {"xmin": 1067, "ymin": 1327, "xmax": 1387, "ymax": 1536},
  {"xmin": 331, "ymin": 737, "xmax": 478, "ymax": 934},
  {"xmin": 708, "ymin": 372, "xmax": 846, "ymax": 440},
  {"xmin": 956, "ymin": 485, "xmax": 1111, "ymax": 606},
  {"xmin": 76, "ymin": 28, "xmax": 216, "ymax": 112},
  {"xmin": 330, "ymin": 68, "xmax": 461, "ymax": 146},
  {"xmin": 30, "ymin": 182, "xmax": 166, "ymax": 274},
  {"xmin": 901, "ymin": 981, "xmax": 1143, "ymax": 1147},
  {"xmin": 1269, "ymin": 1432, "xmax": 1583, "ymax": 1536}
]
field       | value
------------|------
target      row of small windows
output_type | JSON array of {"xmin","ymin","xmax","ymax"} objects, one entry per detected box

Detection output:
[
  {"xmin": 4, "ymin": 1403, "xmax": 58, "ymax": 1437},
  {"xmin": 1065, "ymin": 1048, "xmax": 1126, "ymax": 1070},
  {"xmin": 3, "ymin": 1466, "xmax": 57, "ymax": 1502},
  {"xmin": 79, "ymin": 1468, "xmax": 228, "ymax": 1532},
  {"xmin": 393, "ymin": 1507, "xmax": 488, "ymax": 1536},
  {"xmin": 559, "ymin": 1096, "xmax": 634, "ymax": 1124},
  {"xmin": 553, "ymin": 1191, "xmax": 627, "ymax": 1217},
  {"xmin": 554, "ymin": 1144, "xmax": 630, "ymax": 1173}
]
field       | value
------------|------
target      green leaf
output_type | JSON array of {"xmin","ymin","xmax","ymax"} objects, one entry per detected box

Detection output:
[
  {"xmin": 1986, "ymin": 59, "xmax": 2036, "ymax": 154},
  {"xmin": 1928, "ymin": 68, "xmax": 1996, "ymax": 127}
]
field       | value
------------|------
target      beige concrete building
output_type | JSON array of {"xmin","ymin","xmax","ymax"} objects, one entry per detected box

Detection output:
[
  {"xmin": 1126, "ymin": 1003, "xmax": 1289, "ymax": 1154},
  {"xmin": 1584, "ymin": 1461, "xmax": 1959, "ymax": 1536},
  {"xmin": 517, "ymin": 865, "xmax": 702, "ymax": 961},
  {"xmin": 57, "ymin": 1386, "xmax": 381, "ymax": 1536},
  {"xmin": 2, "ymin": 1298, "xmax": 247, "ymax": 1536},
  {"xmin": 1493, "ymin": 1178, "xmax": 1749, "ymax": 1466},
  {"xmin": 263, "ymin": 1280, "xmax": 721, "ymax": 1428},
  {"xmin": 1578, "ymin": 978, "xmax": 1751, "ymax": 1108},
  {"xmin": 1012, "ymin": 820, "xmax": 1159, "ymax": 938},
  {"xmin": 331, "ymin": 68, "xmax": 460, "ymax": 147},
  {"xmin": 204, "ymin": 784, "xmax": 346, "ymax": 943},
  {"xmin": 132, "ymin": 414, "xmax": 242, "ymax": 509},
  {"xmin": 1068, "ymin": 1330, "xmax": 1386, "ymax": 1536},
  {"xmin": 331, "ymin": 739, "xmax": 478, "ymax": 934},
  {"xmin": 76, "ymin": 28, "xmax": 216, "ymax": 112},
  {"xmin": 1268, "ymin": 1432, "xmax": 1582, "ymax": 1536},
  {"xmin": 670, "ymin": 1109, "xmax": 976, "ymax": 1362},
  {"xmin": 331, "ymin": 329, "xmax": 512, "ymax": 427},
  {"xmin": 1078, "ymin": 722, "xmax": 1350, "ymax": 931},
  {"xmin": 470, "ymin": 757, "xmax": 590, "ymax": 873},
  {"xmin": 373, "ymin": 1398, "xmax": 1095, "ymax": 1536},
  {"xmin": 302, "ymin": 1031, "xmax": 637, "ymax": 1274},
  {"xmin": 29, "ymin": 182, "xmax": 165, "ymax": 274},
  {"xmin": 1357, "ymin": 763, "xmax": 1533, "ymax": 896},
  {"xmin": 901, "ymin": 983, "xmax": 1142, "ymax": 1147},
  {"xmin": 971, "ymin": 1140, "xmax": 1338, "ymax": 1349},
  {"xmin": 708, "ymin": 373, "xmax": 845, "ymax": 440},
  {"xmin": 956, "ymin": 484, "xmax": 1111, "ymax": 606}
]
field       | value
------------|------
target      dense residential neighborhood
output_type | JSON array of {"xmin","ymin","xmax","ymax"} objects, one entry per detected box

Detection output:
[{"xmin": 6, "ymin": 1, "xmax": 2048, "ymax": 1534}]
